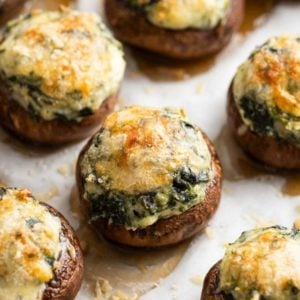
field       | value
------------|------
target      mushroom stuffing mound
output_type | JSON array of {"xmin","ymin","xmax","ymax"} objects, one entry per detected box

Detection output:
[
  {"xmin": 0, "ymin": 8, "xmax": 126, "ymax": 145},
  {"xmin": 201, "ymin": 226, "xmax": 300, "ymax": 300},
  {"xmin": 228, "ymin": 36, "xmax": 300, "ymax": 169},
  {"xmin": 0, "ymin": 187, "xmax": 84, "ymax": 300},
  {"xmin": 77, "ymin": 106, "xmax": 222, "ymax": 248}
]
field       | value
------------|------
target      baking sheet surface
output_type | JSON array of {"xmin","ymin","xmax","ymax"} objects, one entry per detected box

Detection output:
[{"xmin": 1, "ymin": 0, "xmax": 300, "ymax": 299}]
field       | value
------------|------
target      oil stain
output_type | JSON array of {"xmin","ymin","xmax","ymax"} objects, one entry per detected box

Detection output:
[
  {"xmin": 127, "ymin": 0, "xmax": 278, "ymax": 81},
  {"xmin": 70, "ymin": 187, "xmax": 190, "ymax": 298},
  {"xmin": 215, "ymin": 125, "xmax": 300, "ymax": 197},
  {"xmin": 128, "ymin": 48, "xmax": 216, "ymax": 82},
  {"xmin": 214, "ymin": 126, "xmax": 268, "ymax": 181},
  {"xmin": 30, "ymin": 0, "xmax": 75, "ymax": 10},
  {"xmin": 0, "ymin": 179, "xmax": 6, "ymax": 187},
  {"xmin": 281, "ymin": 174, "xmax": 300, "ymax": 197},
  {"xmin": 240, "ymin": 0, "xmax": 277, "ymax": 34}
]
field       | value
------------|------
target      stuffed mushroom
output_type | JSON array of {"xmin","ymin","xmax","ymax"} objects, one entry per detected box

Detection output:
[
  {"xmin": 0, "ymin": 187, "xmax": 83, "ymax": 300},
  {"xmin": 105, "ymin": 0, "xmax": 244, "ymax": 59},
  {"xmin": 201, "ymin": 226, "xmax": 300, "ymax": 300},
  {"xmin": 228, "ymin": 36, "xmax": 300, "ymax": 169},
  {"xmin": 77, "ymin": 106, "xmax": 222, "ymax": 248},
  {"xmin": 0, "ymin": 8, "xmax": 126, "ymax": 145}
]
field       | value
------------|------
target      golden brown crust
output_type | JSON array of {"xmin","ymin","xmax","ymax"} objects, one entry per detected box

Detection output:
[
  {"xmin": 0, "ymin": 0, "xmax": 27, "ymax": 26},
  {"xmin": 0, "ymin": 80, "xmax": 117, "ymax": 146},
  {"xmin": 105, "ymin": 0, "xmax": 244, "ymax": 60},
  {"xmin": 227, "ymin": 83, "xmax": 300, "ymax": 170},
  {"xmin": 76, "ymin": 129, "xmax": 223, "ymax": 248},
  {"xmin": 201, "ymin": 262, "xmax": 230, "ymax": 300},
  {"xmin": 42, "ymin": 203, "xmax": 84, "ymax": 300}
]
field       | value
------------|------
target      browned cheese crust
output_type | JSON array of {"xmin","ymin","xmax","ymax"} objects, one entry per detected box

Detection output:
[
  {"xmin": 0, "ymin": 80, "xmax": 117, "ymax": 146},
  {"xmin": 201, "ymin": 261, "xmax": 230, "ymax": 300},
  {"xmin": 42, "ymin": 203, "xmax": 84, "ymax": 300},
  {"xmin": 0, "ymin": 0, "xmax": 27, "ymax": 26},
  {"xmin": 76, "ymin": 130, "xmax": 223, "ymax": 248},
  {"xmin": 105, "ymin": 0, "xmax": 244, "ymax": 59},
  {"xmin": 227, "ymin": 83, "xmax": 300, "ymax": 170}
]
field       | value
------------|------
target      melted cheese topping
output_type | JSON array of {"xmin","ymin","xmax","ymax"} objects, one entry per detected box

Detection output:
[
  {"xmin": 220, "ymin": 227, "xmax": 300, "ymax": 300},
  {"xmin": 234, "ymin": 36, "xmax": 300, "ymax": 118},
  {"xmin": 0, "ymin": 188, "xmax": 62, "ymax": 300},
  {"xmin": 81, "ymin": 106, "xmax": 211, "ymax": 194},
  {"xmin": 80, "ymin": 106, "xmax": 213, "ymax": 229},
  {"xmin": 0, "ymin": 9, "xmax": 125, "ymax": 121},
  {"xmin": 136, "ymin": 0, "xmax": 230, "ymax": 30}
]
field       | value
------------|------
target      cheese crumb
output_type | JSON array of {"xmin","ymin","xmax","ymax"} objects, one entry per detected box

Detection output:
[
  {"xmin": 205, "ymin": 226, "xmax": 215, "ymax": 240},
  {"xmin": 195, "ymin": 83, "xmax": 205, "ymax": 94},
  {"xmin": 36, "ymin": 186, "xmax": 59, "ymax": 202},
  {"xmin": 248, "ymin": 213, "xmax": 274, "ymax": 228},
  {"xmin": 295, "ymin": 204, "xmax": 300, "ymax": 213},
  {"xmin": 57, "ymin": 164, "xmax": 70, "ymax": 177},
  {"xmin": 294, "ymin": 219, "xmax": 300, "ymax": 230},
  {"xmin": 94, "ymin": 278, "xmax": 138, "ymax": 300},
  {"xmin": 190, "ymin": 275, "xmax": 204, "ymax": 285},
  {"xmin": 95, "ymin": 278, "xmax": 112, "ymax": 299},
  {"xmin": 109, "ymin": 291, "xmax": 138, "ymax": 300}
]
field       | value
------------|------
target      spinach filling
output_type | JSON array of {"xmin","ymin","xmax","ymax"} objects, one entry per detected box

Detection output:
[
  {"xmin": 126, "ymin": 0, "xmax": 159, "ymax": 10},
  {"xmin": 240, "ymin": 95, "xmax": 274, "ymax": 135},
  {"xmin": 87, "ymin": 166, "xmax": 210, "ymax": 229},
  {"xmin": 0, "ymin": 187, "xmax": 6, "ymax": 198},
  {"xmin": 0, "ymin": 188, "xmax": 58, "ymax": 272},
  {"xmin": 25, "ymin": 218, "xmax": 41, "ymax": 229},
  {"xmin": 6, "ymin": 74, "xmax": 91, "ymax": 121},
  {"xmin": 239, "ymin": 95, "xmax": 300, "ymax": 145},
  {"xmin": 222, "ymin": 226, "xmax": 300, "ymax": 300},
  {"xmin": 232, "ymin": 226, "xmax": 300, "ymax": 245}
]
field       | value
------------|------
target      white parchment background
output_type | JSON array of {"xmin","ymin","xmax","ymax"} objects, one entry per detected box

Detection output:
[{"xmin": 1, "ymin": 0, "xmax": 300, "ymax": 299}]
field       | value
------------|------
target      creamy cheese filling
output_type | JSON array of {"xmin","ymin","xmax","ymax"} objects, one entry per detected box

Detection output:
[
  {"xmin": 220, "ymin": 226, "xmax": 300, "ymax": 300},
  {"xmin": 80, "ymin": 106, "xmax": 213, "ymax": 230},
  {"xmin": 129, "ymin": 0, "xmax": 230, "ymax": 30},
  {"xmin": 0, "ymin": 188, "xmax": 62, "ymax": 300},
  {"xmin": 0, "ymin": 9, "xmax": 125, "ymax": 121},
  {"xmin": 233, "ymin": 36, "xmax": 300, "ymax": 145}
]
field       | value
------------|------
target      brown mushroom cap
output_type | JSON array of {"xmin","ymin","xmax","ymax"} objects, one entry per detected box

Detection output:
[
  {"xmin": 0, "ymin": 0, "xmax": 27, "ymax": 26},
  {"xmin": 0, "ymin": 80, "xmax": 117, "ymax": 146},
  {"xmin": 105, "ymin": 0, "xmax": 244, "ymax": 60},
  {"xmin": 76, "ymin": 129, "xmax": 222, "ymax": 248},
  {"xmin": 201, "ymin": 261, "xmax": 230, "ymax": 300},
  {"xmin": 227, "ymin": 82, "xmax": 300, "ymax": 170},
  {"xmin": 42, "ymin": 203, "xmax": 84, "ymax": 300}
]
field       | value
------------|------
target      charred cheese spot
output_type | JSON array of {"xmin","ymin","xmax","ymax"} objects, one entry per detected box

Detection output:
[
  {"xmin": 220, "ymin": 226, "xmax": 300, "ymax": 300},
  {"xmin": 80, "ymin": 106, "xmax": 213, "ymax": 230},
  {"xmin": 129, "ymin": 0, "xmax": 230, "ymax": 30},
  {"xmin": 233, "ymin": 36, "xmax": 300, "ymax": 145},
  {"xmin": 0, "ymin": 187, "xmax": 62, "ymax": 300},
  {"xmin": 0, "ymin": 9, "xmax": 125, "ymax": 121}
]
